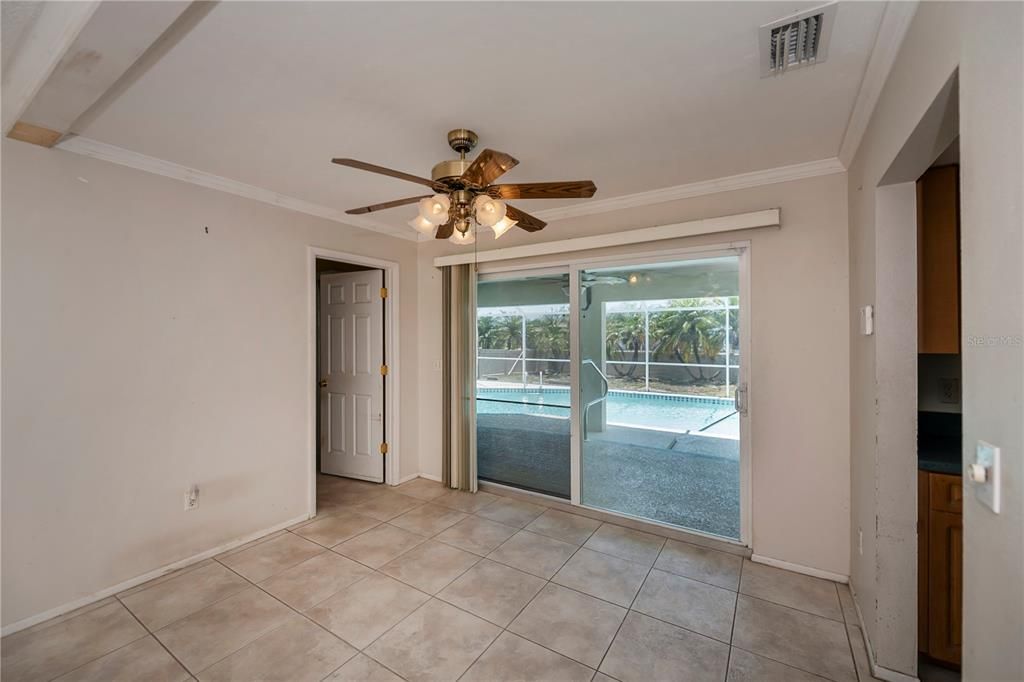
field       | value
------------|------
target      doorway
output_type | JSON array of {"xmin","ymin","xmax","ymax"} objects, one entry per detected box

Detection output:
[
  {"xmin": 310, "ymin": 248, "xmax": 401, "ymax": 516},
  {"xmin": 474, "ymin": 246, "xmax": 751, "ymax": 544},
  {"xmin": 862, "ymin": 71, "xmax": 962, "ymax": 680}
]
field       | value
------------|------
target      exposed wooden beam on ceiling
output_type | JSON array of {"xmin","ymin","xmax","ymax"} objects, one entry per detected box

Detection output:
[
  {"xmin": 67, "ymin": 2, "xmax": 218, "ymax": 135},
  {"xmin": 5, "ymin": 1, "xmax": 215, "ymax": 148},
  {"xmin": 7, "ymin": 121, "xmax": 63, "ymax": 148},
  {"xmin": 1, "ymin": 1, "xmax": 101, "ymax": 136}
]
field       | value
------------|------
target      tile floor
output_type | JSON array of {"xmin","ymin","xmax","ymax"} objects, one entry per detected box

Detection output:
[{"xmin": 2, "ymin": 475, "xmax": 874, "ymax": 681}]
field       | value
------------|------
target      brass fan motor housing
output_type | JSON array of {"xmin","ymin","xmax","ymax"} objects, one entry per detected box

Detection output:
[
  {"xmin": 432, "ymin": 129, "xmax": 480, "ymax": 182},
  {"xmin": 431, "ymin": 159, "xmax": 472, "ymax": 182}
]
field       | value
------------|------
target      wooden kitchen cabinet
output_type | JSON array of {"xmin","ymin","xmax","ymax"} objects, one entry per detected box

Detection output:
[
  {"xmin": 917, "ymin": 165, "xmax": 960, "ymax": 354},
  {"xmin": 919, "ymin": 470, "xmax": 963, "ymax": 668},
  {"xmin": 918, "ymin": 471, "xmax": 929, "ymax": 653}
]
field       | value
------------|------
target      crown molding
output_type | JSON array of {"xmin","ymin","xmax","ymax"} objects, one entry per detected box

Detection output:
[
  {"xmin": 838, "ymin": 0, "xmax": 919, "ymax": 167},
  {"xmin": 416, "ymin": 156, "xmax": 844, "ymax": 241},
  {"xmin": 53, "ymin": 135, "xmax": 415, "ymax": 241},
  {"xmin": 528, "ymin": 157, "xmax": 845, "ymax": 224},
  {"xmin": 53, "ymin": 134, "xmax": 844, "ymax": 244}
]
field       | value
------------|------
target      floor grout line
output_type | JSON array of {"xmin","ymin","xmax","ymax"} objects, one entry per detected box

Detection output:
[
  {"xmin": 837, "ymin": 582, "xmax": 863, "ymax": 682},
  {"xmin": 736, "ymin": 591, "xmax": 847, "ymax": 625},
  {"xmin": 41, "ymin": 618, "xmax": 152, "ymax": 682},
  {"xmin": 726, "ymin": 643, "xmax": 841, "ymax": 681},
  {"xmin": 209, "ymin": 557, "xmax": 375, "ymax": 679},
  {"xmin": 592, "ymin": 534, "xmax": 665, "ymax": 675},
  {"xmin": 113, "ymin": 595, "xmax": 194, "ymax": 679},
  {"xmin": 723, "ymin": 554, "xmax": 745, "ymax": 680}
]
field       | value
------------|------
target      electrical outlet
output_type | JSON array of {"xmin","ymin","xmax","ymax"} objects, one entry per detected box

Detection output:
[
  {"xmin": 184, "ymin": 485, "xmax": 200, "ymax": 511},
  {"xmin": 858, "ymin": 528, "xmax": 863, "ymax": 556},
  {"xmin": 939, "ymin": 377, "xmax": 960, "ymax": 404},
  {"xmin": 860, "ymin": 305, "xmax": 874, "ymax": 336}
]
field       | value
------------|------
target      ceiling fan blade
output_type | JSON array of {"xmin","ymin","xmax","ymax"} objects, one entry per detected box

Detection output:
[
  {"xmin": 487, "ymin": 181, "xmax": 597, "ymax": 200},
  {"xmin": 505, "ymin": 204, "xmax": 547, "ymax": 232},
  {"xmin": 461, "ymin": 149, "xmax": 519, "ymax": 187},
  {"xmin": 332, "ymin": 158, "xmax": 443, "ymax": 190},
  {"xmin": 434, "ymin": 219, "xmax": 455, "ymax": 239},
  {"xmin": 346, "ymin": 194, "xmax": 432, "ymax": 215}
]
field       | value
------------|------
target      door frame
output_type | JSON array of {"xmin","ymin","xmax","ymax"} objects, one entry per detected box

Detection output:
[
  {"xmin": 476, "ymin": 241, "xmax": 752, "ymax": 547},
  {"xmin": 307, "ymin": 246, "xmax": 401, "ymax": 515}
]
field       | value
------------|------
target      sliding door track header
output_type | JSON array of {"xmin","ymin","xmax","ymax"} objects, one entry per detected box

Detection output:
[{"xmin": 433, "ymin": 208, "xmax": 778, "ymax": 267}]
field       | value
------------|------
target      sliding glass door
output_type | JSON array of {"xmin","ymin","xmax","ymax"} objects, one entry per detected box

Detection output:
[
  {"xmin": 474, "ymin": 249, "xmax": 749, "ymax": 542},
  {"xmin": 576, "ymin": 255, "xmax": 745, "ymax": 539},
  {"xmin": 476, "ymin": 270, "xmax": 572, "ymax": 498}
]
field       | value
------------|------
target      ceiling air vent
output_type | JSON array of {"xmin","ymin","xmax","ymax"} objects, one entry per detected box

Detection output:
[{"xmin": 759, "ymin": 2, "xmax": 837, "ymax": 77}]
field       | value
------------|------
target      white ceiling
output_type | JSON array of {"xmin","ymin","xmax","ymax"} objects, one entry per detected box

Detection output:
[
  {"xmin": 72, "ymin": 2, "xmax": 886, "ymax": 233},
  {"xmin": 1, "ymin": 2, "xmax": 44, "ymax": 70}
]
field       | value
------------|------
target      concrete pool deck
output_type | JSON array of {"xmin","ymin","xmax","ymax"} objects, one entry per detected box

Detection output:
[{"xmin": 477, "ymin": 413, "xmax": 740, "ymax": 539}]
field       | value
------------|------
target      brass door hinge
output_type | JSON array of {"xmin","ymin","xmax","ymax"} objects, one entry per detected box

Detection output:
[
  {"xmin": 380, "ymin": 287, "xmax": 388, "ymax": 299},
  {"xmin": 379, "ymin": 442, "xmax": 389, "ymax": 455},
  {"xmin": 380, "ymin": 365, "xmax": 389, "ymax": 376}
]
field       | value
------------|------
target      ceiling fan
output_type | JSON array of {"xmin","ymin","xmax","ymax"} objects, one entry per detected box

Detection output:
[{"xmin": 332, "ymin": 129, "xmax": 597, "ymax": 244}]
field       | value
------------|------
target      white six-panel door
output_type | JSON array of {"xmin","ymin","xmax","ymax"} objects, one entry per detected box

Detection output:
[{"xmin": 320, "ymin": 270, "xmax": 384, "ymax": 481}]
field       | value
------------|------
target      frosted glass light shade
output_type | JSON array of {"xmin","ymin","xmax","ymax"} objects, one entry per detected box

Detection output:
[
  {"xmin": 408, "ymin": 215, "xmax": 436, "ymax": 234},
  {"xmin": 449, "ymin": 228, "xmax": 475, "ymax": 245},
  {"xmin": 473, "ymin": 196, "xmax": 506, "ymax": 227},
  {"xmin": 491, "ymin": 216, "xmax": 518, "ymax": 239},
  {"xmin": 418, "ymin": 195, "xmax": 450, "ymax": 225}
]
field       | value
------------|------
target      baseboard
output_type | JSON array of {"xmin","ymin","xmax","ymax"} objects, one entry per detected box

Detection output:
[
  {"xmin": 750, "ymin": 554, "xmax": 849, "ymax": 583},
  {"xmin": 1, "ymin": 512, "xmax": 310, "ymax": 637},
  {"xmin": 848, "ymin": 580, "xmax": 921, "ymax": 682},
  {"xmin": 418, "ymin": 473, "xmax": 443, "ymax": 483}
]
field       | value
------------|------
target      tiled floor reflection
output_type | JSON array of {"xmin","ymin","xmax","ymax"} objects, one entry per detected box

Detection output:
[{"xmin": 2, "ymin": 475, "xmax": 867, "ymax": 681}]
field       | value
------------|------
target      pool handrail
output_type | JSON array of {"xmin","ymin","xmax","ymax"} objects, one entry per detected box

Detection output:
[{"xmin": 582, "ymin": 359, "xmax": 610, "ymax": 440}]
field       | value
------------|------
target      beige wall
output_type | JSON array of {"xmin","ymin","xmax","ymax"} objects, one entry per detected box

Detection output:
[
  {"xmin": 419, "ymin": 172, "xmax": 852, "ymax": 576},
  {"xmin": 0, "ymin": 140, "xmax": 420, "ymax": 628},
  {"xmin": 847, "ymin": 2, "xmax": 1023, "ymax": 679}
]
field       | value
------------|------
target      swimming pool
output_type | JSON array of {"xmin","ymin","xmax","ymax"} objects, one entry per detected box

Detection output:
[{"xmin": 476, "ymin": 388, "xmax": 739, "ymax": 438}]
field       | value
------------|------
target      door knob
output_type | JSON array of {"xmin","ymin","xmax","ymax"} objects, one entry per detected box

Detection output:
[{"xmin": 318, "ymin": 379, "xmax": 327, "ymax": 388}]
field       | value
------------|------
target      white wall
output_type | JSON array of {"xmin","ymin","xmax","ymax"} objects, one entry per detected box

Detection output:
[
  {"xmin": 0, "ymin": 140, "xmax": 420, "ymax": 628},
  {"xmin": 418, "ymin": 172, "xmax": 852, "ymax": 576},
  {"xmin": 847, "ymin": 3, "xmax": 1024, "ymax": 679}
]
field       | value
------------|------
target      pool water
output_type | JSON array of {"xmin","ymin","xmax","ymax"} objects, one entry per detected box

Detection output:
[{"xmin": 476, "ymin": 389, "xmax": 738, "ymax": 438}]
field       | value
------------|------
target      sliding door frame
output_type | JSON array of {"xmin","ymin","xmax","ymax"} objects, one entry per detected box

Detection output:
[{"xmin": 476, "ymin": 241, "xmax": 752, "ymax": 547}]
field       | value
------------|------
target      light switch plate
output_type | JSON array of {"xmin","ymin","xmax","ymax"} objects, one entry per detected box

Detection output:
[{"xmin": 974, "ymin": 441, "xmax": 1001, "ymax": 513}]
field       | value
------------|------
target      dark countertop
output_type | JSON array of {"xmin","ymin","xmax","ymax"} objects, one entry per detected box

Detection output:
[
  {"xmin": 918, "ymin": 412, "xmax": 962, "ymax": 475},
  {"xmin": 919, "ymin": 435, "xmax": 962, "ymax": 475}
]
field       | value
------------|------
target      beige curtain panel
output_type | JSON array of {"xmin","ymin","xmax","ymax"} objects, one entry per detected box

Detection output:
[{"xmin": 441, "ymin": 264, "xmax": 477, "ymax": 492}]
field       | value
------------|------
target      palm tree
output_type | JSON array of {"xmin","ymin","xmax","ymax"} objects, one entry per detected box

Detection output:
[
  {"xmin": 527, "ymin": 314, "xmax": 570, "ymax": 376},
  {"xmin": 650, "ymin": 301, "xmax": 727, "ymax": 381},
  {"xmin": 495, "ymin": 315, "xmax": 523, "ymax": 351},
  {"xmin": 477, "ymin": 315, "xmax": 501, "ymax": 350},
  {"xmin": 605, "ymin": 313, "xmax": 646, "ymax": 378}
]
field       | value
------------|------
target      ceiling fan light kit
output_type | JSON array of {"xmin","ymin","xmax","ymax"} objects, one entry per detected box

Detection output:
[
  {"xmin": 332, "ymin": 129, "xmax": 597, "ymax": 244},
  {"xmin": 448, "ymin": 228, "xmax": 476, "ymax": 245},
  {"xmin": 417, "ymin": 195, "xmax": 451, "ymax": 225}
]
